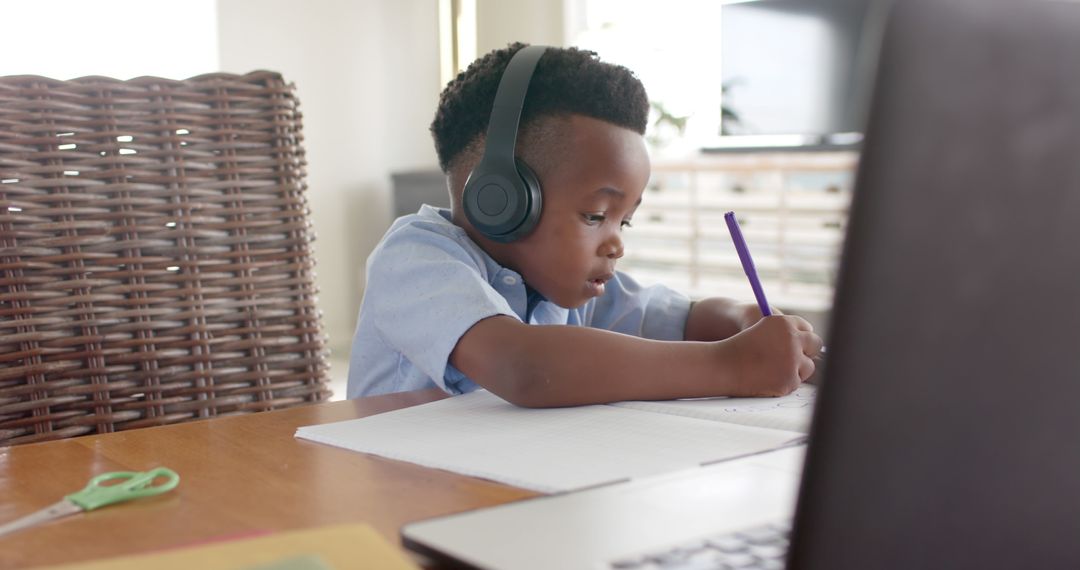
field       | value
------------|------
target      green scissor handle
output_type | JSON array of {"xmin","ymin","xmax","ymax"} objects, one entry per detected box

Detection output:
[{"xmin": 65, "ymin": 467, "xmax": 180, "ymax": 511}]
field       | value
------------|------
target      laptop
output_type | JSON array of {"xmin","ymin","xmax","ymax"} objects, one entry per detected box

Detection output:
[{"xmin": 402, "ymin": 0, "xmax": 1080, "ymax": 567}]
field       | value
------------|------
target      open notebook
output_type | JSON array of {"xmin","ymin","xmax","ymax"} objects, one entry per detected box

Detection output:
[
  {"xmin": 611, "ymin": 384, "xmax": 815, "ymax": 433},
  {"xmin": 295, "ymin": 386, "xmax": 813, "ymax": 493}
]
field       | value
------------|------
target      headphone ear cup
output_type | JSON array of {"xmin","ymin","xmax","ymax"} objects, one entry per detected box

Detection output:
[
  {"xmin": 462, "ymin": 157, "xmax": 543, "ymax": 243},
  {"xmin": 510, "ymin": 157, "xmax": 543, "ymax": 240}
]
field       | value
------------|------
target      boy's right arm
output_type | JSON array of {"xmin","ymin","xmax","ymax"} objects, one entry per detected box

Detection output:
[{"xmin": 450, "ymin": 314, "xmax": 821, "ymax": 408}]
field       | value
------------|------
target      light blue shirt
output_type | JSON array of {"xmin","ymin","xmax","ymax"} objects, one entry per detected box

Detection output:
[{"xmin": 346, "ymin": 205, "xmax": 692, "ymax": 398}]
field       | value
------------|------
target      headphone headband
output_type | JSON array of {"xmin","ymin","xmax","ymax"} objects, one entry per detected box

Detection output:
[{"xmin": 479, "ymin": 45, "xmax": 547, "ymax": 165}]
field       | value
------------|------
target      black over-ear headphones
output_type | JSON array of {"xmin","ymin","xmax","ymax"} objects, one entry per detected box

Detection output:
[{"xmin": 462, "ymin": 45, "xmax": 548, "ymax": 243}]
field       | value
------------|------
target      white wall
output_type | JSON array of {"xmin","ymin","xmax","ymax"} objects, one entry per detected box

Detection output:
[{"xmin": 217, "ymin": 0, "xmax": 441, "ymax": 355}]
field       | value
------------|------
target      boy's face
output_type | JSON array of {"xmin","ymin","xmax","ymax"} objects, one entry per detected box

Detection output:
[{"xmin": 499, "ymin": 114, "xmax": 651, "ymax": 309}]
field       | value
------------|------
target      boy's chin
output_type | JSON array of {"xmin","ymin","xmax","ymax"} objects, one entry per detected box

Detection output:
[
  {"xmin": 534, "ymin": 283, "xmax": 596, "ymax": 310},
  {"xmin": 550, "ymin": 295, "xmax": 591, "ymax": 310},
  {"xmin": 532, "ymin": 288, "xmax": 580, "ymax": 310}
]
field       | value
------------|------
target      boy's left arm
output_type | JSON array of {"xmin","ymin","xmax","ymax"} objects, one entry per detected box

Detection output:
[{"xmin": 683, "ymin": 297, "xmax": 774, "ymax": 341}]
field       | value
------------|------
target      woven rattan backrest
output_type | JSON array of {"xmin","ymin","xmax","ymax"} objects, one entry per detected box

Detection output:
[{"xmin": 0, "ymin": 71, "xmax": 329, "ymax": 446}]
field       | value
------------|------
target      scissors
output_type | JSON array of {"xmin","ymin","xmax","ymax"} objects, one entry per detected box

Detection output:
[{"xmin": 0, "ymin": 467, "xmax": 179, "ymax": 538}]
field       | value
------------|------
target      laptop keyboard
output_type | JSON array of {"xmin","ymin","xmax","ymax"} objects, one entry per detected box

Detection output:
[{"xmin": 609, "ymin": 521, "xmax": 791, "ymax": 570}]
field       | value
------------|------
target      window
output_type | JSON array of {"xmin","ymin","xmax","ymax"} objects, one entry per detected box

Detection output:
[
  {"xmin": 0, "ymin": 0, "xmax": 218, "ymax": 80},
  {"xmin": 566, "ymin": 0, "xmax": 726, "ymax": 151}
]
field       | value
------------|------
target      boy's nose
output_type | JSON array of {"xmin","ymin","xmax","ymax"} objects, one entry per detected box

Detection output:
[{"xmin": 599, "ymin": 235, "xmax": 624, "ymax": 259}]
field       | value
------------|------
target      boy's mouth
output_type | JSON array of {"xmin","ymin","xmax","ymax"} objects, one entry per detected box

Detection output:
[{"xmin": 586, "ymin": 273, "xmax": 614, "ymax": 296}]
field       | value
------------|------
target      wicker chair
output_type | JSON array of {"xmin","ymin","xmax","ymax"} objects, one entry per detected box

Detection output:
[{"xmin": 0, "ymin": 71, "xmax": 330, "ymax": 446}]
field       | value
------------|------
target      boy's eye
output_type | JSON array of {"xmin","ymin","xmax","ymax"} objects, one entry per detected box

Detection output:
[{"xmin": 582, "ymin": 213, "xmax": 633, "ymax": 229}]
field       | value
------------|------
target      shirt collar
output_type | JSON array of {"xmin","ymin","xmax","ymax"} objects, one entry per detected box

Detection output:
[{"xmin": 427, "ymin": 205, "xmax": 554, "ymax": 321}]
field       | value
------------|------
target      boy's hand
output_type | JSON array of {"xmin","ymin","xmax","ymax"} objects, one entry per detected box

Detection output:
[
  {"xmin": 734, "ymin": 301, "xmax": 782, "ymax": 331},
  {"xmin": 684, "ymin": 298, "xmax": 783, "ymax": 342},
  {"xmin": 717, "ymin": 315, "xmax": 823, "ymax": 397}
]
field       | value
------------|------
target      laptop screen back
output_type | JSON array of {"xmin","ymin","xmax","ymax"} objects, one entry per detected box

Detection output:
[{"xmin": 789, "ymin": 0, "xmax": 1080, "ymax": 567}]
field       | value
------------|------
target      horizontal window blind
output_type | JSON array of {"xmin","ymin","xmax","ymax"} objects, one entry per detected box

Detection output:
[{"xmin": 622, "ymin": 151, "xmax": 858, "ymax": 316}]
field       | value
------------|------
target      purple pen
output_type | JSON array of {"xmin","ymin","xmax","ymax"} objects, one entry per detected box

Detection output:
[{"xmin": 724, "ymin": 211, "xmax": 772, "ymax": 317}]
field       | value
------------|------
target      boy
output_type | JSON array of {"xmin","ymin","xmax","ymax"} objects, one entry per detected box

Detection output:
[{"xmin": 347, "ymin": 43, "xmax": 823, "ymax": 406}]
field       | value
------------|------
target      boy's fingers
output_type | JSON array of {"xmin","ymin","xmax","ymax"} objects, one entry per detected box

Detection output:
[
  {"xmin": 806, "ymin": 355, "xmax": 825, "ymax": 385},
  {"xmin": 797, "ymin": 355, "xmax": 816, "ymax": 382},
  {"xmin": 797, "ymin": 330, "xmax": 825, "ymax": 357},
  {"xmin": 787, "ymin": 315, "xmax": 814, "ymax": 332}
]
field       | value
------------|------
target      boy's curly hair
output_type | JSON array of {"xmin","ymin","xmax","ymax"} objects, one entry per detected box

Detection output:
[{"xmin": 431, "ymin": 42, "xmax": 649, "ymax": 173}]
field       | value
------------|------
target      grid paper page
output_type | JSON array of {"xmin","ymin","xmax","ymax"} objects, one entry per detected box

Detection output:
[
  {"xmin": 609, "ymin": 384, "xmax": 817, "ymax": 433},
  {"xmin": 295, "ymin": 390, "xmax": 801, "ymax": 493}
]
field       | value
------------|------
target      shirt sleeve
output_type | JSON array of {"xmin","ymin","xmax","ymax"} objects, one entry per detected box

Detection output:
[
  {"xmin": 363, "ymin": 222, "xmax": 519, "ymax": 392},
  {"xmin": 574, "ymin": 271, "xmax": 692, "ymax": 341}
]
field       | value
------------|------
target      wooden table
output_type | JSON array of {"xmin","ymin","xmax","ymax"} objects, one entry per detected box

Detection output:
[{"xmin": 0, "ymin": 390, "xmax": 539, "ymax": 569}]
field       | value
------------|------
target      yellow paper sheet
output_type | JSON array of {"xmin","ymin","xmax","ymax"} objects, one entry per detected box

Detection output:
[{"xmin": 39, "ymin": 524, "xmax": 419, "ymax": 570}]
